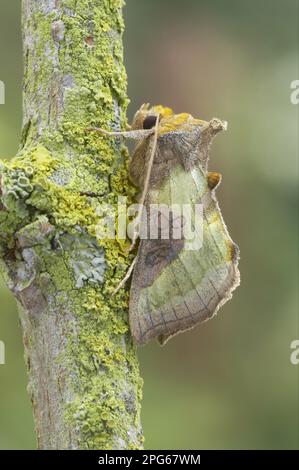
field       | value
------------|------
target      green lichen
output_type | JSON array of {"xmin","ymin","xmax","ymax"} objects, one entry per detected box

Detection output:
[
  {"xmin": 13, "ymin": 146, "xmax": 58, "ymax": 175},
  {"xmin": 0, "ymin": 0, "xmax": 143, "ymax": 450}
]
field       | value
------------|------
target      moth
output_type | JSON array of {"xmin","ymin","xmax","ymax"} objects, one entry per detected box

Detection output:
[{"xmin": 91, "ymin": 104, "xmax": 240, "ymax": 345}]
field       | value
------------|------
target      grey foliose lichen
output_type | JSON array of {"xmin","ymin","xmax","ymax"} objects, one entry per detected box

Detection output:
[
  {"xmin": 57, "ymin": 228, "xmax": 106, "ymax": 288},
  {"xmin": 0, "ymin": 162, "xmax": 34, "ymax": 215}
]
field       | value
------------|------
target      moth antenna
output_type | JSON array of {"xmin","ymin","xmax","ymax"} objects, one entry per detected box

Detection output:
[
  {"xmin": 86, "ymin": 127, "xmax": 154, "ymax": 140},
  {"xmin": 113, "ymin": 257, "xmax": 137, "ymax": 294},
  {"xmin": 86, "ymin": 127, "xmax": 126, "ymax": 136},
  {"xmin": 129, "ymin": 113, "xmax": 160, "ymax": 251}
]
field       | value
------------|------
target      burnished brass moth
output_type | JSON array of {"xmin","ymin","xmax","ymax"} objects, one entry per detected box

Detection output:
[{"xmin": 92, "ymin": 104, "xmax": 240, "ymax": 345}]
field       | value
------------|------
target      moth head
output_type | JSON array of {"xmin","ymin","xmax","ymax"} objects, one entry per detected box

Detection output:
[
  {"xmin": 142, "ymin": 114, "xmax": 160, "ymax": 129},
  {"xmin": 131, "ymin": 104, "xmax": 173, "ymax": 130}
]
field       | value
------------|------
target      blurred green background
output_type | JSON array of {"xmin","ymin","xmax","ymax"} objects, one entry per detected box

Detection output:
[{"xmin": 0, "ymin": 0, "xmax": 298, "ymax": 450}]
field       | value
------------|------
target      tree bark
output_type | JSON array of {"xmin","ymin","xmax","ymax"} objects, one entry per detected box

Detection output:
[{"xmin": 0, "ymin": 0, "xmax": 143, "ymax": 450}]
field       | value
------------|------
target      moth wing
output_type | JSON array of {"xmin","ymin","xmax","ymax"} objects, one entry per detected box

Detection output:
[{"xmin": 129, "ymin": 160, "xmax": 240, "ymax": 345}]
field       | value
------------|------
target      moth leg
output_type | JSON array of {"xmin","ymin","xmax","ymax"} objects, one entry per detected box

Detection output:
[
  {"xmin": 129, "ymin": 114, "xmax": 160, "ymax": 251},
  {"xmin": 113, "ymin": 257, "xmax": 137, "ymax": 294},
  {"xmin": 86, "ymin": 127, "xmax": 154, "ymax": 140}
]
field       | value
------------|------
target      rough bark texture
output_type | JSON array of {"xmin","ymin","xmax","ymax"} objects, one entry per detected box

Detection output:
[{"xmin": 0, "ymin": 0, "xmax": 143, "ymax": 450}]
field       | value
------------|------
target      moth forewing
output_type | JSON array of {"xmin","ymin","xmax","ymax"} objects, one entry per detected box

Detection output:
[
  {"xmin": 183, "ymin": 203, "xmax": 204, "ymax": 252},
  {"xmin": 128, "ymin": 106, "xmax": 239, "ymax": 346},
  {"xmin": 91, "ymin": 104, "xmax": 239, "ymax": 345}
]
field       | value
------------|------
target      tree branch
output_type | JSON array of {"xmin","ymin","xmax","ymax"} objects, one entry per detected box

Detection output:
[{"xmin": 0, "ymin": 0, "xmax": 143, "ymax": 450}]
